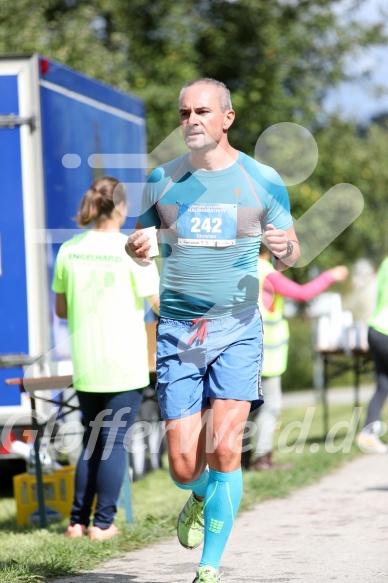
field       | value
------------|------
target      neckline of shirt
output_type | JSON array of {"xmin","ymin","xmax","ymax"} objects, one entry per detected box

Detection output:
[{"xmin": 185, "ymin": 151, "xmax": 244, "ymax": 177}]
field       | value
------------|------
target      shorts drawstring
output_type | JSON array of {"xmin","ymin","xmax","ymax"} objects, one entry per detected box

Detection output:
[{"xmin": 188, "ymin": 318, "xmax": 208, "ymax": 346}]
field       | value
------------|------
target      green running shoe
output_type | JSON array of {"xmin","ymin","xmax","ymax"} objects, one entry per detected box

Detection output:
[
  {"xmin": 192, "ymin": 566, "xmax": 220, "ymax": 583},
  {"xmin": 177, "ymin": 492, "xmax": 204, "ymax": 549}
]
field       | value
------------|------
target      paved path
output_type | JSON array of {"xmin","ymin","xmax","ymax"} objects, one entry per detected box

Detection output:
[
  {"xmin": 282, "ymin": 384, "xmax": 374, "ymax": 409},
  {"xmin": 54, "ymin": 451, "xmax": 388, "ymax": 583}
]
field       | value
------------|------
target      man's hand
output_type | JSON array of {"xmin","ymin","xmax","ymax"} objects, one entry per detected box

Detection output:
[
  {"xmin": 125, "ymin": 228, "xmax": 154, "ymax": 265},
  {"xmin": 263, "ymin": 223, "xmax": 300, "ymax": 270},
  {"xmin": 263, "ymin": 224, "xmax": 288, "ymax": 258}
]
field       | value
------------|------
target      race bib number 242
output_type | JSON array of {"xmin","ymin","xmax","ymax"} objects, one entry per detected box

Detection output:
[{"xmin": 177, "ymin": 203, "xmax": 237, "ymax": 247}]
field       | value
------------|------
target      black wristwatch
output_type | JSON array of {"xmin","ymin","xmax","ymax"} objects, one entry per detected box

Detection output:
[{"xmin": 274, "ymin": 240, "xmax": 293, "ymax": 261}]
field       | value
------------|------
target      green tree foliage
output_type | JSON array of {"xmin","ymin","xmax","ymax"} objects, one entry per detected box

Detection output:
[
  {"xmin": 0, "ymin": 0, "xmax": 386, "ymax": 152},
  {"xmin": 104, "ymin": 0, "xmax": 199, "ymax": 153},
  {"xmin": 288, "ymin": 117, "xmax": 388, "ymax": 274},
  {"xmin": 0, "ymin": 0, "xmax": 387, "ymax": 269},
  {"xmin": 189, "ymin": 0, "xmax": 383, "ymax": 152},
  {"xmin": 0, "ymin": 0, "xmax": 130, "ymax": 88}
]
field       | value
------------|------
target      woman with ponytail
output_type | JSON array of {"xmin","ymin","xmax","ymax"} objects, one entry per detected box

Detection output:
[{"xmin": 52, "ymin": 176, "xmax": 159, "ymax": 541}]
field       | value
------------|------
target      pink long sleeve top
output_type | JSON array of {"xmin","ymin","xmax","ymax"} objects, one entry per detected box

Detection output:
[{"xmin": 262, "ymin": 270, "xmax": 336, "ymax": 311}]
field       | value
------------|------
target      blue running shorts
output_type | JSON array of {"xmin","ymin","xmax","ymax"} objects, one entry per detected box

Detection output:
[{"xmin": 156, "ymin": 307, "xmax": 263, "ymax": 420}]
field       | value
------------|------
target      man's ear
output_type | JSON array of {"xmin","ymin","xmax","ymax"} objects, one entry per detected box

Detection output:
[{"xmin": 223, "ymin": 109, "xmax": 235, "ymax": 131}]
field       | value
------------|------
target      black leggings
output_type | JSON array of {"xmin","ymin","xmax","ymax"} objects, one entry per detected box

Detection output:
[{"xmin": 364, "ymin": 326, "xmax": 388, "ymax": 428}]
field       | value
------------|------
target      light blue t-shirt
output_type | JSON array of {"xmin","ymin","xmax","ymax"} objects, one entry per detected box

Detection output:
[{"xmin": 139, "ymin": 151, "xmax": 292, "ymax": 320}]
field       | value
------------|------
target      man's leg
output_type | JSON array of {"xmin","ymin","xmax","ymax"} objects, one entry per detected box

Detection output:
[
  {"xmin": 193, "ymin": 309, "xmax": 261, "ymax": 577},
  {"xmin": 199, "ymin": 399, "xmax": 250, "ymax": 572},
  {"xmin": 156, "ymin": 316, "xmax": 212, "ymax": 549},
  {"xmin": 166, "ymin": 410, "xmax": 209, "ymax": 549}
]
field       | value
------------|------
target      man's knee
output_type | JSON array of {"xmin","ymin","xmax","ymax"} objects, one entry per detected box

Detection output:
[
  {"xmin": 169, "ymin": 452, "xmax": 206, "ymax": 484},
  {"xmin": 209, "ymin": 434, "xmax": 240, "ymax": 466},
  {"xmin": 170, "ymin": 465, "xmax": 204, "ymax": 484}
]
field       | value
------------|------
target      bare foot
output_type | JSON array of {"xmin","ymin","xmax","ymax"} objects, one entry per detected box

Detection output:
[
  {"xmin": 89, "ymin": 524, "xmax": 119, "ymax": 542},
  {"xmin": 64, "ymin": 523, "xmax": 88, "ymax": 538}
]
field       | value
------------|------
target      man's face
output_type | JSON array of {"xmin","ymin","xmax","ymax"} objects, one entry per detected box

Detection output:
[{"xmin": 179, "ymin": 83, "xmax": 233, "ymax": 151}]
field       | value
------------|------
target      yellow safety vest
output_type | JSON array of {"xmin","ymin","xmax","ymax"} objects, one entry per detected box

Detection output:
[
  {"xmin": 258, "ymin": 258, "xmax": 290, "ymax": 377},
  {"xmin": 369, "ymin": 257, "xmax": 388, "ymax": 336}
]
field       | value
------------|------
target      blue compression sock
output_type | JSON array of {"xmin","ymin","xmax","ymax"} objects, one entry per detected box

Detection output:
[
  {"xmin": 200, "ymin": 467, "xmax": 243, "ymax": 570},
  {"xmin": 171, "ymin": 469, "xmax": 209, "ymax": 498}
]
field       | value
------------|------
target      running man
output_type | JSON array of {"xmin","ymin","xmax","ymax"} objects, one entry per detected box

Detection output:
[{"xmin": 126, "ymin": 78, "xmax": 299, "ymax": 583}]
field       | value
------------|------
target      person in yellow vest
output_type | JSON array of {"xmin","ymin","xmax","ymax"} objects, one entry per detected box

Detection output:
[
  {"xmin": 244, "ymin": 245, "xmax": 348, "ymax": 471},
  {"xmin": 356, "ymin": 256, "xmax": 388, "ymax": 453}
]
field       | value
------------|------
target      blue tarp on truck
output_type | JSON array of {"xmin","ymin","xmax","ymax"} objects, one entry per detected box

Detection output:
[{"xmin": 0, "ymin": 54, "xmax": 147, "ymax": 455}]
